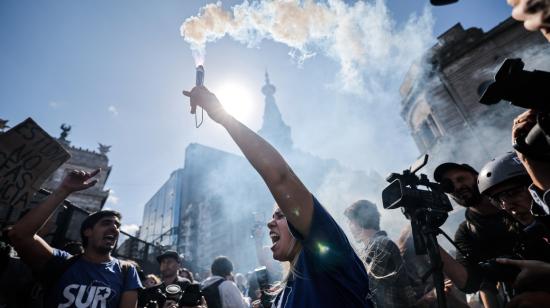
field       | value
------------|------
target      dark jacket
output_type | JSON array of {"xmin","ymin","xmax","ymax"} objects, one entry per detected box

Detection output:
[{"xmin": 454, "ymin": 208, "xmax": 517, "ymax": 293}]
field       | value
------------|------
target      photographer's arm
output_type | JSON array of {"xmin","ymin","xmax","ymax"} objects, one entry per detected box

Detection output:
[
  {"xmin": 8, "ymin": 169, "xmax": 99, "ymax": 270},
  {"xmin": 512, "ymin": 110, "xmax": 550, "ymax": 191},
  {"xmin": 440, "ymin": 248, "xmax": 499, "ymax": 306},
  {"xmin": 497, "ymin": 258, "xmax": 550, "ymax": 292},
  {"xmin": 439, "ymin": 247, "xmax": 467, "ymax": 289},
  {"xmin": 183, "ymin": 87, "xmax": 313, "ymax": 237}
]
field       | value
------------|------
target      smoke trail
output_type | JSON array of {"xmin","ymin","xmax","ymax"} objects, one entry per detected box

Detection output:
[{"xmin": 180, "ymin": 0, "xmax": 434, "ymax": 94}]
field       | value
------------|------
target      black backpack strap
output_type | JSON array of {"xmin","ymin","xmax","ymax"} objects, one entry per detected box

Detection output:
[{"xmin": 202, "ymin": 278, "xmax": 226, "ymax": 308}]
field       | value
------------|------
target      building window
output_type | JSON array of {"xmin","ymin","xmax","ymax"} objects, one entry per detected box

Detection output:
[{"xmin": 418, "ymin": 114, "xmax": 442, "ymax": 148}]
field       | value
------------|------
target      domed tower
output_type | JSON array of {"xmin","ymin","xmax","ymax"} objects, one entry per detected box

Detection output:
[{"xmin": 258, "ymin": 71, "xmax": 293, "ymax": 152}]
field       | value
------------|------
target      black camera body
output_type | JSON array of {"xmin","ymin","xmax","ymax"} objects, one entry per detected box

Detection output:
[
  {"xmin": 479, "ymin": 58, "xmax": 550, "ymax": 160},
  {"xmin": 142, "ymin": 282, "xmax": 202, "ymax": 308},
  {"xmin": 253, "ymin": 266, "xmax": 275, "ymax": 308},
  {"xmin": 255, "ymin": 266, "xmax": 269, "ymax": 290},
  {"xmin": 480, "ymin": 58, "xmax": 550, "ymax": 112},
  {"xmin": 382, "ymin": 177, "xmax": 452, "ymax": 213}
]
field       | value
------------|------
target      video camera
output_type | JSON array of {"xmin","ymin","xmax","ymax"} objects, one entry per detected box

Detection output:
[
  {"xmin": 480, "ymin": 58, "xmax": 550, "ymax": 160},
  {"xmin": 251, "ymin": 266, "xmax": 275, "ymax": 308},
  {"xmin": 382, "ymin": 154, "xmax": 452, "ymax": 254},
  {"xmin": 382, "ymin": 154, "xmax": 452, "ymax": 308}
]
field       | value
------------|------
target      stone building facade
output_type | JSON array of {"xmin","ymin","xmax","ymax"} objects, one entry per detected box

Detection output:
[
  {"xmin": 43, "ymin": 130, "xmax": 111, "ymax": 213},
  {"xmin": 400, "ymin": 18, "xmax": 550, "ymax": 171}
]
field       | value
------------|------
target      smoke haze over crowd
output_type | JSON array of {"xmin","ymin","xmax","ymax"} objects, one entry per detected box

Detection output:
[{"xmin": 180, "ymin": 0, "xmax": 434, "ymax": 95}]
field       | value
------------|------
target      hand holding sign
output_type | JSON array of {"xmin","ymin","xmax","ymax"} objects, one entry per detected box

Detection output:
[
  {"xmin": 0, "ymin": 118, "xmax": 70, "ymax": 209},
  {"xmin": 58, "ymin": 169, "xmax": 100, "ymax": 194}
]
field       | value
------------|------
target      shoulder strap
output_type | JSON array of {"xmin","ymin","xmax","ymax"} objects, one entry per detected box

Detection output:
[
  {"xmin": 202, "ymin": 279, "xmax": 226, "ymax": 308},
  {"xmin": 118, "ymin": 260, "xmax": 133, "ymax": 291}
]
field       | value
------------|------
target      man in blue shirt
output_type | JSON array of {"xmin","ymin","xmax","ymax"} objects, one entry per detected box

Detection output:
[{"xmin": 9, "ymin": 169, "xmax": 142, "ymax": 308}]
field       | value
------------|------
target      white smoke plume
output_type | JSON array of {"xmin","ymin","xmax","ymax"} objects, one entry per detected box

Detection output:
[{"xmin": 180, "ymin": 0, "xmax": 434, "ymax": 94}]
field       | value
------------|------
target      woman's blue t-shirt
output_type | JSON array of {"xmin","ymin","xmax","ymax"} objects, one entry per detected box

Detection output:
[{"xmin": 275, "ymin": 196, "xmax": 372, "ymax": 308}]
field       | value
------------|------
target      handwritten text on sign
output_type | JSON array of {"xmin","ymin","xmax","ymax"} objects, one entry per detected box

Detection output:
[{"xmin": 0, "ymin": 118, "xmax": 70, "ymax": 208}]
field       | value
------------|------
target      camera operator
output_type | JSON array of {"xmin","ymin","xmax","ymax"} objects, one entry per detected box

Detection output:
[
  {"xmin": 201, "ymin": 256, "xmax": 248, "ymax": 308},
  {"xmin": 507, "ymin": 0, "xmax": 550, "ymax": 42},
  {"xmin": 433, "ymin": 162, "xmax": 517, "ymax": 307}
]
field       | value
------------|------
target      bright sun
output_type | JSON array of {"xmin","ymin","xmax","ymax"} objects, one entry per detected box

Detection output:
[{"xmin": 215, "ymin": 82, "xmax": 254, "ymax": 121}]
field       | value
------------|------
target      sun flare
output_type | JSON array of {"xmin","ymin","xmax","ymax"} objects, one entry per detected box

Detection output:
[{"xmin": 215, "ymin": 82, "xmax": 255, "ymax": 121}]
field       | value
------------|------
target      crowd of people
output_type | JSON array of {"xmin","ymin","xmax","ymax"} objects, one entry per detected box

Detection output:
[{"xmin": 1, "ymin": 0, "xmax": 550, "ymax": 307}]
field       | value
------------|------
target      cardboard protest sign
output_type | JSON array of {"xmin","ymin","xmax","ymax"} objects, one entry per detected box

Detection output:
[{"xmin": 0, "ymin": 118, "xmax": 70, "ymax": 208}]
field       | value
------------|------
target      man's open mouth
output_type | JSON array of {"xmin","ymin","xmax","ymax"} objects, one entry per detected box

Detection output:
[{"xmin": 103, "ymin": 234, "xmax": 117, "ymax": 243}]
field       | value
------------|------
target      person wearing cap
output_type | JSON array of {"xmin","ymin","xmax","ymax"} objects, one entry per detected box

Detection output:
[
  {"xmin": 156, "ymin": 251, "xmax": 190, "ymax": 287},
  {"xmin": 8, "ymin": 169, "xmax": 143, "ymax": 308},
  {"xmin": 138, "ymin": 250, "xmax": 193, "ymax": 307},
  {"xmin": 433, "ymin": 162, "xmax": 517, "ymax": 307}
]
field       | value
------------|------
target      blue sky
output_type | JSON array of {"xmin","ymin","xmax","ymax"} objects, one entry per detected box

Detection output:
[{"xmin": 1, "ymin": 0, "xmax": 512, "ymax": 230}]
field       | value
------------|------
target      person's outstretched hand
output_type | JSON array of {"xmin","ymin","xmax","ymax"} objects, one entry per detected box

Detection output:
[
  {"xmin": 512, "ymin": 110, "xmax": 550, "ymax": 191},
  {"xmin": 183, "ymin": 86, "xmax": 228, "ymax": 124},
  {"xmin": 497, "ymin": 258, "xmax": 550, "ymax": 292},
  {"xmin": 59, "ymin": 169, "xmax": 100, "ymax": 194}
]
